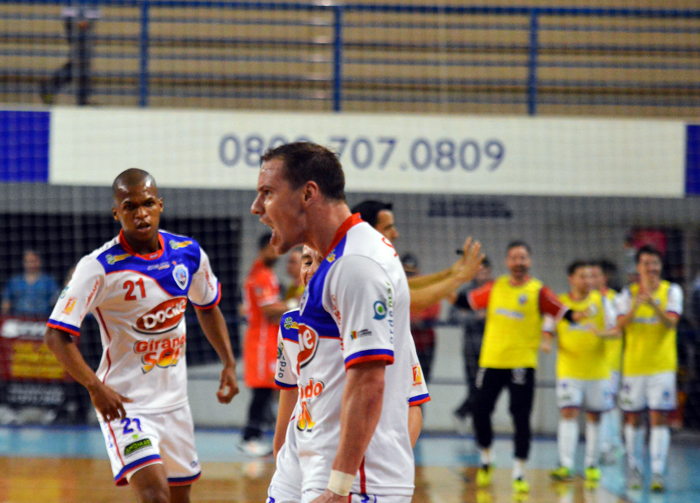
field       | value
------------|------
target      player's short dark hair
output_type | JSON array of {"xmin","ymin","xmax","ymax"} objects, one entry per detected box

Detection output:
[
  {"xmin": 481, "ymin": 256, "xmax": 491, "ymax": 268},
  {"xmin": 351, "ymin": 200, "xmax": 393, "ymax": 228},
  {"xmin": 635, "ymin": 245, "xmax": 662, "ymax": 264},
  {"xmin": 567, "ymin": 260, "xmax": 590, "ymax": 276},
  {"xmin": 112, "ymin": 168, "xmax": 157, "ymax": 198},
  {"xmin": 258, "ymin": 232, "xmax": 273, "ymax": 251},
  {"xmin": 506, "ymin": 240, "xmax": 531, "ymax": 255},
  {"xmin": 261, "ymin": 142, "xmax": 345, "ymax": 201}
]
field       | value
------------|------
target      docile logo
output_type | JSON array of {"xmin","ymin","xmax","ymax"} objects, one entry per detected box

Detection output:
[
  {"xmin": 134, "ymin": 334, "xmax": 186, "ymax": 373},
  {"xmin": 134, "ymin": 297, "xmax": 187, "ymax": 335},
  {"xmin": 297, "ymin": 323, "xmax": 319, "ymax": 370}
]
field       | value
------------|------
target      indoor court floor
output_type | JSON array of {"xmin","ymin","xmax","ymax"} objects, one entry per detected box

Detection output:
[{"xmin": 1, "ymin": 426, "xmax": 699, "ymax": 503}]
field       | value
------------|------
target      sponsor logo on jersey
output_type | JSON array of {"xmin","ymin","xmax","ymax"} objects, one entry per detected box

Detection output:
[
  {"xmin": 351, "ymin": 329, "xmax": 372, "ymax": 340},
  {"xmin": 134, "ymin": 297, "xmax": 187, "ymax": 335},
  {"xmin": 147, "ymin": 262, "xmax": 171, "ymax": 271},
  {"xmin": 297, "ymin": 378, "xmax": 324, "ymax": 432},
  {"xmin": 632, "ymin": 315, "xmax": 660, "ymax": 325},
  {"xmin": 518, "ymin": 294, "xmax": 528, "ymax": 305},
  {"xmin": 326, "ymin": 251, "xmax": 336, "ymax": 263},
  {"xmin": 331, "ymin": 294, "xmax": 341, "ymax": 323},
  {"xmin": 495, "ymin": 308, "xmax": 525, "ymax": 320},
  {"xmin": 124, "ymin": 438, "xmax": 152, "ymax": 456},
  {"xmin": 283, "ymin": 316, "xmax": 297, "ymax": 330},
  {"xmin": 169, "ymin": 239, "xmax": 193, "ymax": 250},
  {"xmin": 59, "ymin": 286, "xmax": 68, "ymax": 299},
  {"xmin": 297, "ymin": 323, "xmax": 319, "ymax": 370},
  {"xmin": 84, "ymin": 280, "xmax": 99, "ymax": 314},
  {"xmin": 106, "ymin": 253, "xmax": 130, "ymax": 265},
  {"xmin": 412, "ymin": 364, "xmax": 423, "ymax": 386},
  {"xmin": 134, "ymin": 334, "xmax": 186, "ymax": 373},
  {"xmin": 173, "ymin": 264, "xmax": 189, "ymax": 290},
  {"xmin": 62, "ymin": 297, "xmax": 77, "ymax": 315},
  {"xmin": 373, "ymin": 300, "xmax": 387, "ymax": 320}
]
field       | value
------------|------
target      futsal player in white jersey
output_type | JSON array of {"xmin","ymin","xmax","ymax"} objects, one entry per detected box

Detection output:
[
  {"xmin": 45, "ymin": 169, "xmax": 239, "ymax": 503},
  {"xmin": 268, "ymin": 246, "xmax": 431, "ymax": 503},
  {"xmin": 252, "ymin": 142, "xmax": 482, "ymax": 503}
]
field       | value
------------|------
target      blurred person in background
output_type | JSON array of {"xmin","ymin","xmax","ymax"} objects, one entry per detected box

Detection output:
[
  {"xmin": 351, "ymin": 199, "xmax": 483, "ymax": 312},
  {"xmin": 465, "ymin": 241, "xmax": 585, "ymax": 494},
  {"xmin": 590, "ymin": 260, "xmax": 624, "ymax": 465},
  {"xmin": 2, "ymin": 249, "xmax": 59, "ymax": 317},
  {"xmin": 40, "ymin": 3, "xmax": 101, "ymax": 106},
  {"xmin": 402, "ymin": 253, "xmax": 441, "ymax": 383},
  {"xmin": 542, "ymin": 261, "xmax": 619, "ymax": 484},
  {"xmin": 283, "ymin": 246, "xmax": 304, "ymax": 304},
  {"xmin": 451, "ymin": 257, "xmax": 493, "ymax": 430},
  {"xmin": 616, "ymin": 245, "xmax": 682, "ymax": 492},
  {"xmin": 240, "ymin": 232, "xmax": 296, "ymax": 456}
]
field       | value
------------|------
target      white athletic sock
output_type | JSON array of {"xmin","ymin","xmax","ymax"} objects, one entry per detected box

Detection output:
[
  {"xmin": 650, "ymin": 425, "xmax": 670, "ymax": 474},
  {"xmin": 512, "ymin": 458, "xmax": 526, "ymax": 480},
  {"xmin": 624, "ymin": 424, "xmax": 643, "ymax": 469},
  {"xmin": 558, "ymin": 419, "xmax": 578, "ymax": 470},
  {"xmin": 480, "ymin": 448, "xmax": 491, "ymax": 466},
  {"xmin": 585, "ymin": 421, "xmax": 600, "ymax": 468},
  {"xmin": 610, "ymin": 408, "xmax": 622, "ymax": 448},
  {"xmin": 600, "ymin": 411, "xmax": 612, "ymax": 453}
]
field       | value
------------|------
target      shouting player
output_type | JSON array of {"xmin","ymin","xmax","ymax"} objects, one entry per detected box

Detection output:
[
  {"xmin": 268, "ymin": 245, "xmax": 431, "ymax": 503},
  {"xmin": 252, "ymin": 142, "xmax": 481, "ymax": 503},
  {"xmin": 45, "ymin": 169, "xmax": 238, "ymax": 503}
]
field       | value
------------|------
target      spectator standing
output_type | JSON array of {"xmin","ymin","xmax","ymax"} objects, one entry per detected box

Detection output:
[{"xmin": 2, "ymin": 250, "xmax": 59, "ymax": 317}]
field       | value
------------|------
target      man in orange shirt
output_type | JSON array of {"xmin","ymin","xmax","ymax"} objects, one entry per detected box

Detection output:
[{"xmin": 241, "ymin": 232, "xmax": 293, "ymax": 456}]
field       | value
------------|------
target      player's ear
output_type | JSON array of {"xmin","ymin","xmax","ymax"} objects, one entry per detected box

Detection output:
[
  {"xmin": 158, "ymin": 197, "xmax": 164, "ymax": 213},
  {"xmin": 302, "ymin": 181, "xmax": 319, "ymax": 205},
  {"xmin": 112, "ymin": 206, "xmax": 119, "ymax": 222}
]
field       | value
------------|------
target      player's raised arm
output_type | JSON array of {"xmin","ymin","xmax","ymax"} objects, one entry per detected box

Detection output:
[{"xmin": 45, "ymin": 327, "xmax": 132, "ymax": 421}]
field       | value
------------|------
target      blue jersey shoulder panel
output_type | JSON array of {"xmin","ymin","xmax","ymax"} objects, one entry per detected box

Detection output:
[{"xmin": 280, "ymin": 309, "xmax": 300, "ymax": 342}]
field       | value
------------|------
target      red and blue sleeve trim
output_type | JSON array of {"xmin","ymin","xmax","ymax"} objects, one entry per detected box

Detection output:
[
  {"xmin": 168, "ymin": 472, "xmax": 202, "ymax": 486},
  {"xmin": 409, "ymin": 393, "xmax": 431, "ymax": 406},
  {"xmin": 114, "ymin": 454, "xmax": 162, "ymax": 486},
  {"xmin": 191, "ymin": 283, "xmax": 221, "ymax": 310},
  {"xmin": 47, "ymin": 319, "xmax": 80, "ymax": 337},
  {"xmin": 274, "ymin": 379, "xmax": 297, "ymax": 389},
  {"xmin": 344, "ymin": 349, "xmax": 394, "ymax": 370}
]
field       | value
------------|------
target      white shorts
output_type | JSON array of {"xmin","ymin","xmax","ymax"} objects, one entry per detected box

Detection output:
[
  {"xmin": 609, "ymin": 371, "xmax": 621, "ymax": 396},
  {"xmin": 301, "ymin": 490, "xmax": 411, "ymax": 503},
  {"xmin": 98, "ymin": 403, "xmax": 200, "ymax": 486},
  {"xmin": 620, "ymin": 372, "xmax": 677, "ymax": 412},
  {"xmin": 268, "ymin": 419, "xmax": 302, "ymax": 503},
  {"xmin": 556, "ymin": 378, "xmax": 613, "ymax": 412}
]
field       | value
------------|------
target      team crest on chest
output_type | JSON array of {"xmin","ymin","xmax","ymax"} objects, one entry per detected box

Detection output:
[{"xmin": 173, "ymin": 264, "xmax": 189, "ymax": 290}]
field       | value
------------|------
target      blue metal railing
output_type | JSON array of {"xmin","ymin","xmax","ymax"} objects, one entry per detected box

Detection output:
[{"xmin": 0, "ymin": 1, "xmax": 699, "ymax": 114}]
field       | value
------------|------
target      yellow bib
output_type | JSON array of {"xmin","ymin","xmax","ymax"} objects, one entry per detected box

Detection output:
[
  {"xmin": 479, "ymin": 276, "xmax": 543, "ymax": 369},
  {"xmin": 623, "ymin": 281, "xmax": 677, "ymax": 376},
  {"xmin": 555, "ymin": 291, "xmax": 609, "ymax": 380},
  {"xmin": 602, "ymin": 289, "xmax": 623, "ymax": 372}
]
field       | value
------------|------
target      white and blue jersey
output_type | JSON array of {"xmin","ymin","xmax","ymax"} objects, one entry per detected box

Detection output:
[
  {"xmin": 48, "ymin": 230, "xmax": 221, "ymax": 414},
  {"xmin": 271, "ymin": 303, "xmax": 430, "ymax": 501},
  {"xmin": 290, "ymin": 214, "xmax": 418, "ymax": 497}
]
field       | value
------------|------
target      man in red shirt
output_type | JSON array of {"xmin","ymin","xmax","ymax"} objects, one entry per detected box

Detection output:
[{"xmin": 241, "ymin": 232, "xmax": 293, "ymax": 456}]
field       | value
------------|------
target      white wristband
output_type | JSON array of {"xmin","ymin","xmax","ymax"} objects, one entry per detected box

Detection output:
[{"xmin": 327, "ymin": 470, "xmax": 354, "ymax": 497}]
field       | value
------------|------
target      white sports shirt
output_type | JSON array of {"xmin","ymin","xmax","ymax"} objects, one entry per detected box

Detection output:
[
  {"xmin": 47, "ymin": 230, "xmax": 221, "ymax": 414},
  {"xmin": 290, "ymin": 214, "xmax": 418, "ymax": 496}
]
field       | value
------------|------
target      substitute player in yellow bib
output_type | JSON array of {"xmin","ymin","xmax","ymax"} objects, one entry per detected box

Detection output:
[
  {"xmin": 541, "ymin": 261, "xmax": 619, "ymax": 483},
  {"xmin": 466, "ymin": 241, "xmax": 584, "ymax": 493},
  {"xmin": 616, "ymin": 246, "xmax": 683, "ymax": 492},
  {"xmin": 590, "ymin": 261, "xmax": 623, "ymax": 465}
]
